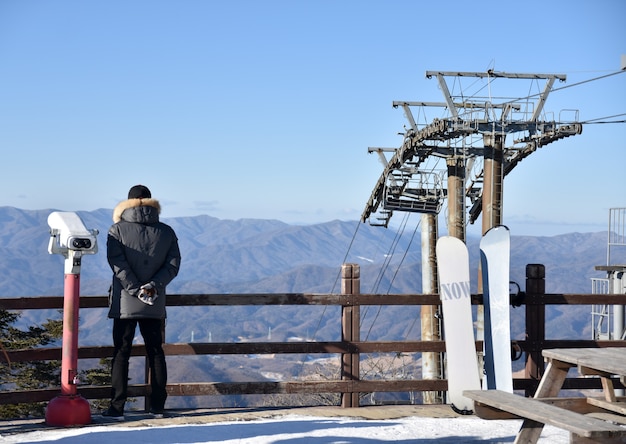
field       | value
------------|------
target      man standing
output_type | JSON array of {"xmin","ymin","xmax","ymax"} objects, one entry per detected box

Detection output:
[{"xmin": 103, "ymin": 185, "xmax": 181, "ymax": 419}]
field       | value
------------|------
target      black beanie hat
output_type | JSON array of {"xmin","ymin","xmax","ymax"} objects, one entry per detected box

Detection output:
[{"xmin": 128, "ymin": 185, "xmax": 152, "ymax": 199}]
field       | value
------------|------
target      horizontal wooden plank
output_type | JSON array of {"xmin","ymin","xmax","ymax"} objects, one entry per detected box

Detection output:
[
  {"xmin": 3, "ymin": 293, "xmax": 626, "ymax": 312},
  {"xmin": 167, "ymin": 380, "xmax": 449, "ymax": 396},
  {"xmin": 0, "ymin": 293, "xmax": 445, "ymax": 310},
  {"xmin": 0, "ymin": 379, "xmax": 449, "ymax": 405},
  {"xmin": 539, "ymin": 397, "xmax": 610, "ymax": 414},
  {"xmin": 0, "ymin": 385, "xmax": 147, "ymax": 404},
  {"xmin": 7, "ymin": 342, "xmax": 626, "ymax": 368},
  {"xmin": 470, "ymin": 396, "xmax": 607, "ymax": 420},
  {"xmin": 587, "ymin": 411, "xmax": 626, "ymax": 426},
  {"xmin": 3, "ymin": 340, "xmax": 449, "ymax": 363},
  {"xmin": 587, "ymin": 397, "xmax": 626, "ymax": 415},
  {"xmin": 164, "ymin": 341, "xmax": 450, "ymax": 355},
  {"xmin": 463, "ymin": 390, "xmax": 626, "ymax": 439},
  {"xmin": 6, "ymin": 292, "xmax": 626, "ymax": 311},
  {"xmin": 472, "ymin": 402, "xmax": 522, "ymax": 420},
  {"xmin": 543, "ymin": 348, "xmax": 626, "ymax": 378},
  {"xmin": 526, "ymin": 293, "xmax": 626, "ymax": 305},
  {"xmin": 537, "ymin": 340, "xmax": 626, "ymax": 349}
]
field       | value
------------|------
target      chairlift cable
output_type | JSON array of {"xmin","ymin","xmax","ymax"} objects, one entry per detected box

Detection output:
[
  {"xmin": 364, "ymin": 214, "xmax": 419, "ymax": 341},
  {"xmin": 377, "ymin": 217, "xmax": 422, "ymax": 341},
  {"xmin": 370, "ymin": 212, "xmax": 410, "ymax": 294},
  {"xmin": 360, "ymin": 212, "xmax": 408, "ymax": 327},
  {"xmin": 469, "ymin": 69, "xmax": 626, "ymax": 111},
  {"xmin": 369, "ymin": 218, "xmax": 421, "ymax": 378},
  {"xmin": 580, "ymin": 112, "xmax": 626, "ymax": 124},
  {"xmin": 294, "ymin": 219, "xmax": 363, "ymax": 378},
  {"xmin": 584, "ymin": 119, "xmax": 626, "ymax": 124},
  {"xmin": 551, "ymin": 69, "xmax": 626, "ymax": 93},
  {"xmin": 384, "ymin": 218, "xmax": 421, "ymax": 295},
  {"xmin": 363, "ymin": 211, "xmax": 410, "ymax": 322},
  {"xmin": 329, "ymin": 219, "xmax": 364, "ymax": 295}
]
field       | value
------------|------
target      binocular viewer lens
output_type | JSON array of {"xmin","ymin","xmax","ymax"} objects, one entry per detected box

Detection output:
[{"xmin": 71, "ymin": 238, "xmax": 92, "ymax": 249}]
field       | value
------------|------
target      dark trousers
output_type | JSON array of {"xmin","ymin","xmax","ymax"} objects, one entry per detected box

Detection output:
[{"xmin": 110, "ymin": 318, "xmax": 167, "ymax": 412}]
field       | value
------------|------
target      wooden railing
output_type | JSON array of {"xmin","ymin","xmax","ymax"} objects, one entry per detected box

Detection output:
[{"xmin": 1, "ymin": 263, "xmax": 626, "ymax": 410}]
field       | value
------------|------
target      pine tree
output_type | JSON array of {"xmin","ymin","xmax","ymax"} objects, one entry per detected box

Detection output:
[
  {"xmin": 80, "ymin": 358, "xmax": 113, "ymax": 412},
  {"xmin": 0, "ymin": 309, "xmax": 63, "ymax": 418}
]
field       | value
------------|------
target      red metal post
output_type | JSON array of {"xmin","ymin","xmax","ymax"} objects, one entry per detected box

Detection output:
[
  {"xmin": 60, "ymin": 274, "xmax": 80, "ymax": 396},
  {"xmin": 45, "ymin": 252, "xmax": 91, "ymax": 426}
]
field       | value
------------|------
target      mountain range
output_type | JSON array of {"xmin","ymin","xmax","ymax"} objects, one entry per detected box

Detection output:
[{"xmin": 0, "ymin": 206, "xmax": 615, "ymax": 408}]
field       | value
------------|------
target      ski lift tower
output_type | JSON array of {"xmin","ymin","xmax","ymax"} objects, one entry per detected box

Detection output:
[
  {"xmin": 362, "ymin": 70, "xmax": 583, "ymax": 232},
  {"xmin": 361, "ymin": 69, "xmax": 583, "ymax": 405}
]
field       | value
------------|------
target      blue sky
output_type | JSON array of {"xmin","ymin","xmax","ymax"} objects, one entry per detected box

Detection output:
[{"xmin": 0, "ymin": 0, "xmax": 624, "ymax": 236}]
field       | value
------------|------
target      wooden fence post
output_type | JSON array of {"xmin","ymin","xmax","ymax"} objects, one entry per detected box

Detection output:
[
  {"xmin": 524, "ymin": 263, "xmax": 546, "ymax": 397},
  {"xmin": 341, "ymin": 263, "xmax": 360, "ymax": 408}
]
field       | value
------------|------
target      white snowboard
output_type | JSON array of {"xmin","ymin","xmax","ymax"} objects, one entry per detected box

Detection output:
[
  {"xmin": 480, "ymin": 225, "xmax": 513, "ymax": 392},
  {"xmin": 436, "ymin": 236, "xmax": 481, "ymax": 413}
]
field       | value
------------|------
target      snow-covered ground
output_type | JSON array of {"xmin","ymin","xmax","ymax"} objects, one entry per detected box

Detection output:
[{"xmin": 0, "ymin": 414, "xmax": 569, "ymax": 443}]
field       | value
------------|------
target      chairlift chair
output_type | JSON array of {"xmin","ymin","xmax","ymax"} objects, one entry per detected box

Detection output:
[{"xmin": 382, "ymin": 170, "xmax": 444, "ymax": 215}]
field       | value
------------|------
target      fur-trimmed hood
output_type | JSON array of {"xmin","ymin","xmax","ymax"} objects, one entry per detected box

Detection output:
[{"xmin": 113, "ymin": 198, "xmax": 161, "ymax": 223}]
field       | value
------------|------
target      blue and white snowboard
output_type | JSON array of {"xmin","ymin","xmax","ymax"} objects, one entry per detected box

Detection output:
[
  {"xmin": 436, "ymin": 236, "xmax": 481, "ymax": 414},
  {"xmin": 480, "ymin": 225, "xmax": 513, "ymax": 392}
]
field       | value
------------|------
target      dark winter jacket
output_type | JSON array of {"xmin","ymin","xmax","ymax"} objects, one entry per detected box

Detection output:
[{"xmin": 107, "ymin": 198, "xmax": 181, "ymax": 319}]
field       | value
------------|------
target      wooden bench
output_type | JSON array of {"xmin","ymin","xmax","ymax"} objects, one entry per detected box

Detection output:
[
  {"xmin": 587, "ymin": 396, "xmax": 626, "ymax": 416},
  {"xmin": 463, "ymin": 390, "xmax": 626, "ymax": 444}
]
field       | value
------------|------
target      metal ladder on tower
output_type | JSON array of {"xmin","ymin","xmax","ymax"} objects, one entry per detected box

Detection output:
[{"xmin": 591, "ymin": 207, "xmax": 626, "ymax": 341}]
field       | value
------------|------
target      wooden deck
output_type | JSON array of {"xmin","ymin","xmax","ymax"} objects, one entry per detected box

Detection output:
[{"xmin": 0, "ymin": 404, "xmax": 463, "ymax": 436}]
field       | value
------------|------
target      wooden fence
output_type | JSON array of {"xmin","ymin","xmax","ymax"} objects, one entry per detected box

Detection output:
[{"xmin": 1, "ymin": 263, "xmax": 626, "ymax": 410}]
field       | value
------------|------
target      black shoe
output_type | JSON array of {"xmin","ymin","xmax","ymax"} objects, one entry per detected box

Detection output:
[
  {"xmin": 101, "ymin": 407, "xmax": 124, "ymax": 420},
  {"xmin": 149, "ymin": 408, "xmax": 164, "ymax": 418}
]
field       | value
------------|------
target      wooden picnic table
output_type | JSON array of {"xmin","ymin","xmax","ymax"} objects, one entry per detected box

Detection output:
[
  {"xmin": 538, "ymin": 348, "xmax": 626, "ymax": 413},
  {"xmin": 465, "ymin": 347, "xmax": 626, "ymax": 443}
]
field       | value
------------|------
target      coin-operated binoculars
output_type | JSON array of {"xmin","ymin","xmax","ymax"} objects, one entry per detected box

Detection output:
[{"xmin": 45, "ymin": 212, "xmax": 98, "ymax": 427}]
